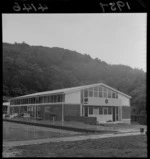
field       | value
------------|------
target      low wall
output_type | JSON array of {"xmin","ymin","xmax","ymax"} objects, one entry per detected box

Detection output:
[
  {"xmin": 3, "ymin": 119, "xmax": 101, "ymax": 133},
  {"xmin": 64, "ymin": 116, "xmax": 97, "ymax": 125}
]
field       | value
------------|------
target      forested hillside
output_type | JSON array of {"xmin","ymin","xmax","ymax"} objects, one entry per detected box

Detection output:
[{"xmin": 3, "ymin": 42, "xmax": 146, "ymax": 115}]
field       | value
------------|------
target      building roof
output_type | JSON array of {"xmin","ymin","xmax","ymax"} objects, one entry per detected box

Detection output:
[{"xmin": 9, "ymin": 83, "xmax": 131, "ymax": 100}]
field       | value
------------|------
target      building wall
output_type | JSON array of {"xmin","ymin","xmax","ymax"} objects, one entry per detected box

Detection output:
[
  {"xmin": 64, "ymin": 104, "xmax": 80, "ymax": 117},
  {"xmin": 38, "ymin": 105, "xmax": 62, "ymax": 121},
  {"xmin": 118, "ymin": 94, "xmax": 130, "ymax": 106},
  {"xmin": 65, "ymin": 91, "xmax": 80, "ymax": 104},
  {"xmin": 88, "ymin": 98, "xmax": 121, "ymax": 106}
]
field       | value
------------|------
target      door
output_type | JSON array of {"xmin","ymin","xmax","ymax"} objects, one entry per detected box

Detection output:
[
  {"xmin": 113, "ymin": 107, "xmax": 116, "ymax": 121},
  {"xmin": 115, "ymin": 107, "xmax": 118, "ymax": 121},
  {"xmin": 103, "ymin": 108, "xmax": 108, "ymax": 115},
  {"xmin": 85, "ymin": 107, "xmax": 88, "ymax": 117}
]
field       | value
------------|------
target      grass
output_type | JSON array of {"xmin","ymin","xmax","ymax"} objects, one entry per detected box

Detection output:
[{"xmin": 4, "ymin": 135, "xmax": 147, "ymax": 157}]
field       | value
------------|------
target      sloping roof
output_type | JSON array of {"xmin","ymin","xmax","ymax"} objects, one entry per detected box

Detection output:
[{"xmin": 9, "ymin": 83, "xmax": 131, "ymax": 100}]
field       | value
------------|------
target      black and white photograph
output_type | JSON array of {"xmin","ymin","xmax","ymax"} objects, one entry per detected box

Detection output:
[{"xmin": 2, "ymin": 1, "xmax": 147, "ymax": 157}]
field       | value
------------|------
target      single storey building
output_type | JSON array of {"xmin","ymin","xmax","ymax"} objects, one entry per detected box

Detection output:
[{"xmin": 8, "ymin": 83, "xmax": 131, "ymax": 124}]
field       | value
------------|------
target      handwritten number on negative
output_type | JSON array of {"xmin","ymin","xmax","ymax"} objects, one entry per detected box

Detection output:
[
  {"xmin": 38, "ymin": 3, "xmax": 48, "ymax": 11},
  {"xmin": 99, "ymin": 1, "xmax": 131, "ymax": 12},
  {"xmin": 13, "ymin": 2, "xmax": 21, "ymax": 12},
  {"xmin": 22, "ymin": 4, "xmax": 32, "ymax": 12}
]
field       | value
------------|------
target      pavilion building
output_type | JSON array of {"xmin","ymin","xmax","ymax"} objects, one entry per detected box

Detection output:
[{"xmin": 8, "ymin": 83, "xmax": 131, "ymax": 124}]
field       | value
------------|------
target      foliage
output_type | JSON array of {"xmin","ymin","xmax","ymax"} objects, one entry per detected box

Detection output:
[{"xmin": 3, "ymin": 42, "xmax": 146, "ymax": 115}]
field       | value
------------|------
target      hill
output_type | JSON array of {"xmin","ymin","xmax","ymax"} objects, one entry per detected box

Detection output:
[{"xmin": 3, "ymin": 42, "xmax": 146, "ymax": 115}]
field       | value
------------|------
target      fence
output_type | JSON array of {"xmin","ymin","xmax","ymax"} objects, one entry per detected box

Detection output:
[{"xmin": 131, "ymin": 115, "xmax": 147, "ymax": 125}]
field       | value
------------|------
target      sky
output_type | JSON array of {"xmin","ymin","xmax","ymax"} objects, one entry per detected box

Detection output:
[{"xmin": 2, "ymin": 13, "xmax": 147, "ymax": 72}]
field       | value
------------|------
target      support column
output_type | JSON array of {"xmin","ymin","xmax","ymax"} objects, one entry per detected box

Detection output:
[
  {"xmin": 62, "ymin": 103, "xmax": 64, "ymax": 123},
  {"xmin": 7, "ymin": 105, "xmax": 10, "ymax": 115},
  {"xmin": 80, "ymin": 104, "xmax": 82, "ymax": 116}
]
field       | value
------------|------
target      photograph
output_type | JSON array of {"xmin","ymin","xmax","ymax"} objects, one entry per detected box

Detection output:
[{"xmin": 2, "ymin": 10, "xmax": 147, "ymax": 157}]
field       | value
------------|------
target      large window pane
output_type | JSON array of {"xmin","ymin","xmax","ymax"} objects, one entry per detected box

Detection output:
[
  {"xmin": 112, "ymin": 92, "xmax": 116, "ymax": 98},
  {"xmin": 89, "ymin": 91, "xmax": 93, "ymax": 97},
  {"xmin": 94, "ymin": 91, "xmax": 98, "ymax": 97},
  {"xmin": 103, "ymin": 108, "xmax": 108, "ymax": 115},
  {"xmin": 108, "ymin": 90, "xmax": 111, "ymax": 98},
  {"xmin": 99, "ymin": 86, "xmax": 102, "ymax": 91},
  {"xmin": 99, "ymin": 91, "xmax": 103, "ymax": 97},
  {"xmin": 99, "ymin": 107, "xmax": 102, "ymax": 114},
  {"xmin": 84, "ymin": 90, "xmax": 88, "ymax": 97},
  {"xmin": 108, "ymin": 107, "xmax": 112, "ymax": 114},
  {"xmin": 116, "ymin": 93, "xmax": 118, "ymax": 98},
  {"xmin": 89, "ymin": 107, "xmax": 93, "ymax": 115},
  {"xmin": 104, "ymin": 91, "xmax": 107, "ymax": 98},
  {"xmin": 94, "ymin": 87, "xmax": 98, "ymax": 91}
]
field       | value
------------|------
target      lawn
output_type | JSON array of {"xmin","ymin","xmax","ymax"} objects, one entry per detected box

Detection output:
[{"xmin": 4, "ymin": 135, "xmax": 147, "ymax": 157}]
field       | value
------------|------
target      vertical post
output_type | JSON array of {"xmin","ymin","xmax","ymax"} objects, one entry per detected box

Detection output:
[
  {"xmin": 120, "ymin": 106, "xmax": 122, "ymax": 122},
  {"xmin": 62, "ymin": 103, "xmax": 64, "ymax": 124},
  {"xmin": 80, "ymin": 104, "xmax": 82, "ymax": 116},
  {"xmin": 7, "ymin": 105, "xmax": 10, "ymax": 115}
]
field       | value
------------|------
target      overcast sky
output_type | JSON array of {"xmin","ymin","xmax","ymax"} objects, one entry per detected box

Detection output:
[{"xmin": 2, "ymin": 13, "xmax": 146, "ymax": 72}]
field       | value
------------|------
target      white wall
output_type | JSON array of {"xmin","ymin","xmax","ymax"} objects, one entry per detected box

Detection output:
[
  {"xmin": 89, "ymin": 114, "xmax": 112, "ymax": 123},
  {"xmin": 65, "ymin": 91, "xmax": 80, "ymax": 104},
  {"xmin": 88, "ymin": 98, "xmax": 121, "ymax": 106},
  {"xmin": 118, "ymin": 94, "xmax": 130, "ymax": 106},
  {"xmin": 122, "ymin": 119, "xmax": 131, "ymax": 124}
]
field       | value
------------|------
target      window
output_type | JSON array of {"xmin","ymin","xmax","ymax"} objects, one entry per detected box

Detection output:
[
  {"xmin": 89, "ymin": 107, "xmax": 93, "ymax": 115},
  {"xmin": 104, "ymin": 91, "xmax": 107, "ymax": 98},
  {"xmin": 84, "ymin": 98, "xmax": 88, "ymax": 104},
  {"xmin": 58, "ymin": 95, "xmax": 60, "ymax": 102},
  {"xmin": 94, "ymin": 87, "xmax": 98, "ymax": 91},
  {"xmin": 51, "ymin": 96, "xmax": 54, "ymax": 103},
  {"xmin": 84, "ymin": 90, "xmax": 88, "ymax": 97},
  {"xmin": 103, "ymin": 87, "xmax": 107, "ymax": 98},
  {"xmin": 99, "ymin": 107, "xmax": 102, "ymax": 114},
  {"xmin": 89, "ymin": 91, "xmax": 93, "ymax": 97},
  {"xmin": 99, "ymin": 91, "xmax": 103, "ymax": 97},
  {"xmin": 54, "ymin": 95, "xmax": 57, "ymax": 102},
  {"xmin": 108, "ymin": 90, "xmax": 111, "ymax": 98},
  {"xmin": 99, "ymin": 86, "xmax": 102, "ymax": 91},
  {"xmin": 112, "ymin": 92, "xmax": 116, "ymax": 98},
  {"xmin": 108, "ymin": 107, "xmax": 112, "ymax": 114},
  {"xmin": 116, "ymin": 93, "xmax": 118, "ymax": 98},
  {"xmin": 103, "ymin": 108, "xmax": 108, "ymax": 115},
  {"xmin": 94, "ymin": 91, "xmax": 98, "ymax": 97},
  {"xmin": 39, "ymin": 97, "xmax": 42, "ymax": 103}
]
